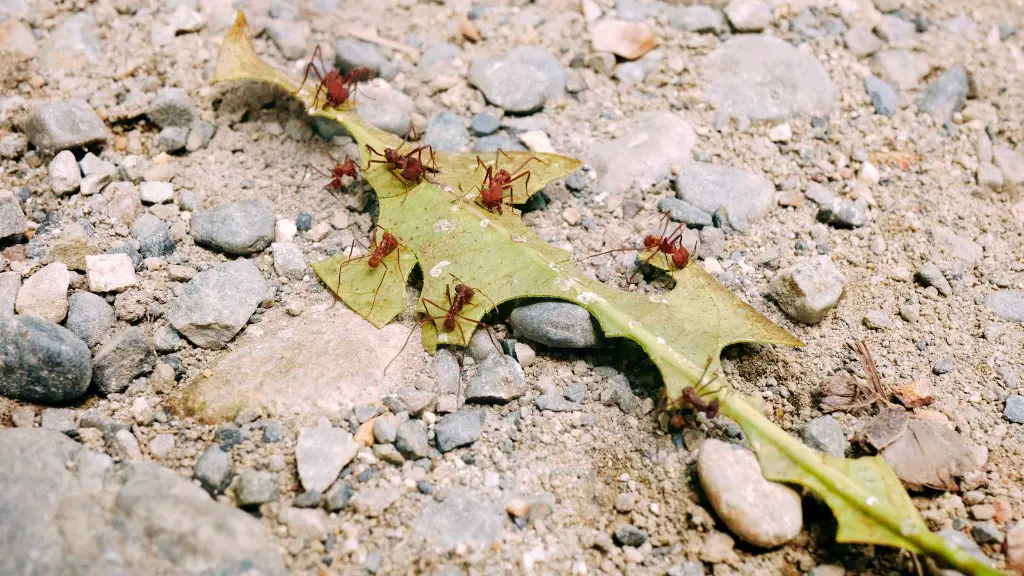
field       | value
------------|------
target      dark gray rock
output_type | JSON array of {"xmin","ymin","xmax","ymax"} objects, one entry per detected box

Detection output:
[
  {"xmin": 817, "ymin": 199, "xmax": 867, "ymax": 228},
  {"xmin": 984, "ymin": 291, "xmax": 1024, "ymax": 322},
  {"xmin": 972, "ymin": 521, "xmax": 1004, "ymax": 544},
  {"xmin": 190, "ymin": 201, "xmax": 275, "ymax": 256},
  {"xmin": 65, "ymin": 292, "xmax": 114, "ymax": 348},
  {"xmin": 166, "ymin": 259, "xmax": 267, "ymax": 349},
  {"xmin": 424, "ymin": 111, "xmax": 469, "ymax": 153},
  {"xmin": 470, "ymin": 113, "xmax": 500, "ymax": 136},
  {"xmin": 614, "ymin": 524, "xmax": 648, "ymax": 547},
  {"xmin": 535, "ymin": 393, "xmax": 583, "ymax": 413},
  {"xmin": 147, "ymin": 87, "xmax": 195, "ymax": 129},
  {"xmin": 704, "ymin": 36, "xmax": 835, "ymax": 120},
  {"xmin": 0, "ymin": 429, "xmax": 286, "ymax": 576},
  {"xmin": 262, "ymin": 421, "xmax": 284, "ymax": 443},
  {"xmin": 469, "ymin": 56, "xmax": 548, "ymax": 114},
  {"xmin": 395, "ymin": 419, "xmax": 430, "ymax": 459},
  {"xmin": 919, "ymin": 64, "xmax": 969, "ymax": 123},
  {"xmin": 1004, "ymin": 395, "xmax": 1024, "ymax": 424},
  {"xmin": 292, "ymin": 489, "xmax": 321, "ymax": 508},
  {"xmin": 91, "ymin": 327, "xmax": 155, "ymax": 394},
  {"xmin": 215, "ymin": 426, "xmax": 246, "ymax": 449},
  {"xmin": 131, "ymin": 213, "xmax": 175, "ymax": 258},
  {"xmin": 674, "ymin": 162, "xmax": 775, "ymax": 232},
  {"xmin": 414, "ymin": 491, "xmax": 505, "ymax": 551},
  {"xmin": 324, "ymin": 479, "xmax": 354, "ymax": 511},
  {"xmin": 235, "ymin": 470, "xmax": 279, "ymax": 507},
  {"xmin": 21, "ymin": 99, "xmax": 110, "ymax": 153},
  {"xmin": 334, "ymin": 37, "xmax": 395, "ymax": 79},
  {"xmin": 864, "ymin": 75, "xmax": 898, "ymax": 115},
  {"xmin": 434, "ymin": 409, "xmax": 484, "ymax": 453},
  {"xmin": 915, "ymin": 262, "xmax": 952, "ymax": 296},
  {"xmin": 0, "ymin": 315, "xmax": 91, "ymax": 403},
  {"xmin": 295, "ymin": 212, "xmax": 312, "ymax": 232},
  {"xmin": 465, "ymin": 354, "xmax": 527, "ymax": 404},
  {"xmin": 658, "ymin": 197, "xmax": 714, "ymax": 228},
  {"xmin": 194, "ymin": 445, "xmax": 232, "ymax": 496},
  {"xmin": 510, "ymin": 302, "xmax": 598, "ymax": 348},
  {"xmin": 799, "ymin": 415, "xmax": 848, "ymax": 457}
]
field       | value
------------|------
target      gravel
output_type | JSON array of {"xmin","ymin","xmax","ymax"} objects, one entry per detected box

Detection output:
[
  {"xmin": 65, "ymin": 292, "xmax": 115, "ymax": 347},
  {"xmin": 1003, "ymin": 395, "xmax": 1024, "ymax": 423},
  {"xmin": 864, "ymin": 75, "xmax": 898, "ymax": 115},
  {"xmin": 509, "ymin": 302, "xmax": 598, "ymax": 348},
  {"xmin": 0, "ymin": 315, "xmax": 92, "ymax": 403},
  {"xmin": 334, "ymin": 37, "xmax": 395, "ymax": 79},
  {"xmin": 235, "ymin": 470, "xmax": 279, "ymax": 507},
  {"xmin": 915, "ymin": 262, "xmax": 952, "ymax": 296},
  {"xmin": 799, "ymin": 416, "xmax": 849, "ymax": 457},
  {"xmin": 295, "ymin": 426, "xmax": 359, "ymax": 493},
  {"xmin": 470, "ymin": 113, "xmax": 500, "ymax": 136},
  {"xmin": 724, "ymin": 0, "xmax": 773, "ymax": 32},
  {"xmin": 356, "ymin": 84, "xmax": 415, "ymax": 136},
  {"xmin": 469, "ymin": 55, "xmax": 549, "ymax": 114},
  {"xmin": 14, "ymin": 262, "xmax": 69, "ymax": 323},
  {"xmin": 166, "ymin": 259, "xmax": 267, "ymax": 349},
  {"xmin": 91, "ymin": 327, "xmax": 155, "ymax": 395},
  {"xmin": 465, "ymin": 354, "xmax": 527, "ymax": 404},
  {"xmin": 131, "ymin": 214, "xmax": 175, "ymax": 259},
  {"xmin": 670, "ymin": 5, "xmax": 726, "ymax": 33},
  {"xmin": 21, "ymin": 99, "xmax": 110, "ymax": 152},
  {"xmin": 844, "ymin": 25, "xmax": 883, "ymax": 56},
  {"xmin": 589, "ymin": 112, "xmax": 695, "ymax": 196},
  {"xmin": 434, "ymin": 409, "xmax": 485, "ymax": 453},
  {"xmin": 48, "ymin": 150, "xmax": 81, "ymax": 195},
  {"xmin": 674, "ymin": 162, "xmax": 775, "ymax": 232},
  {"xmin": 769, "ymin": 256, "xmax": 847, "ymax": 324},
  {"xmin": 190, "ymin": 200, "xmax": 275, "ymax": 256},
  {"xmin": 0, "ymin": 192, "xmax": 26, "ymax": 240},
  {"xmin": 919, "ymin": 65, "xmax": 969, "ymax": 123},
  {"xmin": 194, "ymin": 445, "xmax": 233, "ymax": 496},
  {"xmin": 395, "ymin": 419, "xmax": 430, "ymax": 459}
]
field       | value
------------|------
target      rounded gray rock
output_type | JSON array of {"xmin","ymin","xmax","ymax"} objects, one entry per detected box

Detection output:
[
  {"xmin": 65, "ymin": 292, "xmax": 114, "ymax": 348},
  {"xmin": 91, "ymin": 327, "xmax": 155, "ymax": 395},
  {"xmin": 334, "ymin": 37, "xmax": 395, "ymax": 79},
  {"xmin": 48, "ymin": 150, "xmax": 81, "ymax": 195},
  {"xmin": 704, "ymin": 35, "xmax": 835, "ymax": 120},
  {"xmin": 235, "ymin": 470, "xmax": 279, "ymax": 507},
  {"xmin": 131, "ymin": 214, "xmax": 175, "ymax": 258},
  {"xmin": 166, "ymin": 259, "xmax": 267, "ymax": 349},
  {"xmin": 510, "ymin": 302, "xmax": 598, "ymax": 348},
  {"xmin": 864, "ymin": 75, "xmax": 898, "ymax": 115},
  {"xmin": 769, "ymin": 256, "xmax": 847, "ymax": 324},
  {"xmin": 424, "ymin": 111, "xmax": 469, "ymax": 153},
  {"xmin": 0, "ymin": 315, "xmax": 91, "ymax": 404},
  {"xmin": 799, "ymin": 415, "xmax": 849, "ymax": 457},
  {"xmin": 395, "ymin": 419, "xmax": 430, "ymax": 459},
  {"xmin": 434, "ymin": 409, "xmax": 484, "ymax": 453},
  {"xmin": 506, "ymin": 46, "xmax": 566, "ymax": 101},
  {"xmin": 697, "ymin": 439, "xmax": 802, "ymax": 548},
  {"xmin": 673, "ymin": 162, "xmax": 775, "ymax": 233},
  {"xmin": 194, "ymin": 445, "xmax": 232, "ymax": 496},
  {"xmin": 190, "ymin": 200, "xmax": 275, "ymax": 256},
  {"xmin": 356, "ymin": 84, "xmax": 414, "ymax": 136},
  {"xmin": 21, "ymin": 99, "xmax": 110, "ymax": 153},
  {"xmin": 469, "ymin": 56, "xmax": 548, "ymax": 114},
  {"xmin": 147, "ymin": 87, "xmax": 195, "ymax": 129}
]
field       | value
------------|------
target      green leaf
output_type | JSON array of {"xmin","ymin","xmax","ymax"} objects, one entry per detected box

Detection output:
[{"xmin": 214, "ymin": 12, "xmax": 1004, "ymax": 576}]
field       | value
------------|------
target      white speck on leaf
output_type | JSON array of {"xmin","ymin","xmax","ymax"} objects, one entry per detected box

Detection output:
[
  {"xmin": 576, "ymin": 291, "xmax": 605, "ymax": 304},
  {"xmin": 511, "ymin": 234, "xmax": 527, "ymax": 243},
  {"xmin": 866, "ymin": 496, "xmax": 878, "ymax": 507},
  {"xmin": 437, "ymin": 332, "xmax": 449, "ymax": 343},
  {"xmin": 429, "ymin": 261, "xmax": 451, "ymax": 277},
  {"xmin": 554, "ymin": 277, "xmax": 575, "ymax": 291},
  {"xmin": 480, "ymin": 219, "xmax": 490, "ymax": 228},
  {"xmin": 434, "ymin": 219, "xmax": 455, "ymax": 233}
]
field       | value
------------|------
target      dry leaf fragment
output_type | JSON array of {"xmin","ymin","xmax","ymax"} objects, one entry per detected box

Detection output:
[
  {"xmin": 459, "ymin": 17, "xmax": 481, "ymax": 43},
  {"xmin": 860, "ymin": 409, "xmax": 987, "ymax": 492},
  {"xmin": 893, "ymin": 375, "xmax": 935, "ymax": 408},
  {"xmin": 591, "ymin": 19, "xmax": 656, "ymax": 60}
]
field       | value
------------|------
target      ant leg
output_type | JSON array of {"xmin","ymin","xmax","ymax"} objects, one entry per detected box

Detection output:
[
  {"xmin": 383, "ymin": 319, "xmax": 419, "ymax": 377},
  {"xmin": 626, "ymin": 248, "xmax": 664, "ymax": 285},
  {"xmin": 571, "ymin": 246, "xmax": 644, "ymax": 264},
  {"xmin": 368, "ymin": 261, "xmax": 389, "ymax": 312},
  {"xmin": 335, "ymin": 237, "xmax": 371, "ymax": 289}
]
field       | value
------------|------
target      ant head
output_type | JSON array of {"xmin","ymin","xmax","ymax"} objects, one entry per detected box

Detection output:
[
  {"xmin": 705, "ymin": 399, "xmax": 720, "ymax": 419},
  {"xmin": 367, "ymin": 255, "xmax": 380, "ymax": 268},
  {"xmin": 642, "ymin": 235, "xmax": 660, "ymax": 249},
  {"xmin": 454, "ymin": 283, "xmax": 474, "ymax": 298}
]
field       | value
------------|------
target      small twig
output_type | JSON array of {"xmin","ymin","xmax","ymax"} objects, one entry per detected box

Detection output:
[
  {"xmin": 341, "ymin": 28, "xmax": 420, "ymax": 63},
  {"xmin": 853, "ymin": 340, "xmax": 891, "ymax": 405}
]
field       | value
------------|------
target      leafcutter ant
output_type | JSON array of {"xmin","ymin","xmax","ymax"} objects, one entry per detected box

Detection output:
[
  {"xmin": 453, "ymin": 149, "xmax": 547, "ymax": 215},
  {"xmin": 574, "ymin": 212, "xmax": 699, "ymax": 284},
  {"xmin": 363, "ymin": 130, "xmax": 440, "ymax": 194},
  {"xmin": 336, "ymin": 226, "xmax": 412, "ymax": 311},
  {"xmin": 660, "ymin": 357, "xmax": 722, "ymax": 430},
  {"xmin": 296, "ymin": 46, "xmax": 372, "ymax": 110},
  {"xmin": 296, "ymin": 150, "xmax": 359, "ymax": 198}
]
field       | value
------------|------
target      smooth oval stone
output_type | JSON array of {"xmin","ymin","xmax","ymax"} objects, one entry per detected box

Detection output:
[{"xmin": 0, "ymin": 315, "xmax": 91, "ymax": 403}]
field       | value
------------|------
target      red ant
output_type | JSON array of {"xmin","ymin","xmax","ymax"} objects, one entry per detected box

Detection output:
[
  {"xmin": 660, "ymin": 357, "xmax": 722, "ymax": 430},
  {"xmin": 454, "ymin": 149, "xmax": 548, "ymax": 214},
  {"xmin": 296, "ymin": 46, "xmax": 372, "ymax": 110},
  {"xmin": 296, "ymin": 150, "xmax": 359, "ymax": 198},
  {"xmin": 364, "ymin": 131, "xmax": 440, "ymax": 194},
  {"xmin": 336, "ymin": 226, "xmax": 411, "ymax": 311},
  {"xmin": 575, "ymin": 212, "xmax": 699, "ymax": 284}
]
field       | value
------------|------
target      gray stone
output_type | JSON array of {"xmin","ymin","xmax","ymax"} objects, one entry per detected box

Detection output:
[
  {"xmin": 474, "ymin": 132, "xmax": 526, "ymax": 153},
  {"xmin": 37, "ymin": 13, "xmax": 101, "ymax": 72},
  {"xmin": 140, "ymin": 181, "xmax": 173, "ymax": 205},
  {"xmin": 724, "ymin": 0, "xmax": 772, "ymax": 32},
  {"xmin": 933, "ymin": 358, "xmax": 955, "ymax": 375},
  {"xmin": 0, "ymin": 191, "xmax": 25, "ymax": 240},
  {"xmin": 158, "ymin": 126, "xmax": 188, "ymax": 152},
  {"xmin": 399, "ymin": 390, "xmax": 436, "ymax": 415},
  {"xmin": 356, "ymin": 84, "xmax": 415, "ymax": 136},
  {"xmin": 465, "ymin": 354, "xmax": 527, "ymax": 404},
  {"xmin": 0, "ymin": 314, "xmax": 90, "ymax": 404},
  {"xmin": 166, "ymin": 259, "xmax": 267, "ymax": 349},
  {"xmin": 292, "ymin": 489, "xmax": 321, "ymax": 508},
  {"xmin": 799, "ymin": 415, "xmax": 848, "ymax": 457},
  {"xmin": 614, "ymin": 524, "xmax": 648, "ymax": 547},
  {"xmin": 21, "ymin": 99, "xmax": 110, "ymax": 153},
  {"xmin": 351, "ymin": 487, "xmax": 398, "ymax": 518},
  {"xmin": 66, "ymin": 292, "xmax": 114, "ymax": 347},
  {"xmin": 262, "ymin": 421, "xmax": 284, "ymax": 443},
  {"xmin": 48, "ymin": 150, "xmax": 81, "ymax": 195},
  {"xmin": 667, "ymin": 561, "xmax": 707, "ymax": 576},
  {"xmin": 424, "ymin": 111, "xmax": 469, "ymax": 153},
  {"xmin": 805, "ymin": 183, "xmax": 837, "ymax": 206},
  {"xmin": 705, "ymin": 35, "xmax": 834, "ymax": 120},
  {"xmin": 0, "ymin": 429, "xmax": 286, "ymax": 576},
  {"xmin": 40, "ymin": 408, "xmax": 77, "ymax": 434},
  {"xmin": 863, "ymin": 310, "xmax": 893, "ymax": 330},
  {"xmin": 875, "ymin": 14, "xmax": 917, "ymax": 47},
  {"xmin": 993, "ymin": 145, "xmax": 1024, "ymax": 195},
  {"xmin": 434, "ymin": 409, "xmax": 484, "ymax": 453},
  {"xmin": 535, "ymin": 393, "xmax": 583, "ymax": 413},
  {"xmin": 0, "ymin": 272, "xmax": 20, "ymax": 316},
  {"xmin": 185, "ymin": 119, "xmax": 216, "ymax": 152},
  {"xmin": 415, "ymin": 491, "xmax": 505, "ymax": 551},
  {"xmin": 178, "ymin": 189, "xmax": 204, "ymax": 212},
  {"xmin": 506, "ymin": 46, "xmax": 566, "ymax": 101},
  {"xmin": 973, "ymin": 521, "xmax": 1004, "ymax": 545},
  {"xmin": 148, "ymin": 434, "xmax": 175, "ymax": 458},
  {"xmin": 395, "ymin": 419, "xmax": 430, "ymax": 459},
  {"xmin": 919, "ymin": 65, "xmax": 969, "ymax": 123},
  {"xmin": 194, "ymin": 445, "xmax": 232, "ymax": 495},
  {"xmin": 697, "ymin": 439, "xmax": 802, "ymax": 547},
  {"xmin": 334, "ymin": 37, "xmax": 395, "ymax": 79},
  {"xmin": 591, "ymin": 112, "xmax": 696, "ymax": 196},
  {"xmin": 269, "ymin": 0, "xmax": 298, "ymax": 19},
  {"xmin": 236, "ymin": 470, "xmax": 279, "ymax": 507},
  {"xmin": 0, "ymin": 132, "xmax": 27, "ymax": 159},
  {"xmin": 295, "ymin": 426, "xmax": 359, "ymax": 493},
  {"xmin": 470, "ymin": 113, "xmax": 500, "ymax": 136},
  {"xmin": 769, "ymin": 256, "xmax": 847, "ymax": 324},
  {"xmin": 372, "ymin": 417, "xmax": 397, "ymax": 444},
  {"xmin": 818, "ymin": 199, "xmax": 867, "ymax": 228},
  {"xmin": 864, "ymin": 75, "xmax": 898, "ymax": 115},
  {"xmin": 673, "ymin": 162, "xmax": 775, "ymax": 232},
  {"xmin": 1004, "ymin": 395, "xmax": 1024, "ymax": 424},
  {"xmin": 91, "ymin": 327, "xmax": 155, "ymax": 395},
  {"xmin": 131, "ymin": 214, "xmax": 175, "ymax": 258},
  {"xmin": 271, "ymin": 242, "xmax": 306, "ymax": 279},
  {"xmin": 469, "ymin": 56, "xmax": 548, "ymax": 114},
  {"xmin": 432, "ymin": 348, "xmax": 461, "ymax": 395},
  {"xmin": 873, "ymin": 49, "xmax": 929, "ymax": 90},
  {"xmin": 932, "ymin": 226, "xmax": 983, "ymax": 269},
  {"xmin": 614, "ymin": 61, "xmax": 647, "ymax": 85},
  {"xmin": 419, "ymin": 42, "xmax": 460, "ymax": 70},
  {"xmin": 148, "ymin": 87, "xmax": 195, "ymax": 129},
  {"xmin": 266, "ymin": 19, "xmax": 308, "ymax": 59},
  {"xmin": 915, "ymin": 262, "xmax": 952, "ymax": 296},
  {"xmin": 510, "ymin": 302, "xmax": 598, "ymax": 348},
  {"xmin": 190, "ymin": 200, "xmax": 275, "ymax": 255},
  {"xmin": 670, "ymin": 5, "xmax": 726, "ymax": 33},
  {"xmin": 657, "ymin": 197, "xmax": 713, "ymax": 228},
  {"xmin": 153, "ymin": 324, "xmax": 181, "ymax": 352},
  {"xmin": 468, "ymin": 328, "xmax": 500, "ymax": 362},
  {"xmin": 844, "ymin": 25, "xmax": 883, "ymax": 56},
  {"xmin": 978, "ymin": 164, "xmax": 1003, "ymax": 192},
  {"xmin": 324, "ymin": 479, "xmax": 354, "ymax": 511}
]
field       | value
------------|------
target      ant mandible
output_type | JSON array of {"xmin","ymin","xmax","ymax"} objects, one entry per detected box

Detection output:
[
  {"xmin": 296, "ymin": 46, "xmax": 372, "ymax": 110},
  {"xmin": 336, "ymin": 225, "xmax": 411, "ymax": 311},
  {"xmin": 454, "ymin": 149, "xmax": 548, "ymax": 215},
  {"xmin": 296, "ymin": 150, "xmax": 359, "ymax": 198}
]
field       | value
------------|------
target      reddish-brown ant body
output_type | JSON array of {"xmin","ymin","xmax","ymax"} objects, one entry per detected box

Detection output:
[
  {"xmin": 296, "ymin": 46, "xmax": 372, "ymax": 110},
  {"xmin": 364, "ymin": 131, "xmax": 440, "ymax": 193},
  {"xmin": 660, "ymin": 357, "xmax": 722, "ymax": 431},
  {"xmin": 297, "ymin": 150, "xmax": 359, "ymax": 197},
  {"xmin": 575, "ymin": 212, "xmax": 699, "ymax": 284},
  {"xmin": 421, "ymin": 274, "xmax": 497, "ymax": 344},
  {"xmin": 455, "ymin": 150, "xmax": 547, "ymax": 214},
  {"xmin": 336, "ymin": 226, "xmax": 410, "ymax": 311}
]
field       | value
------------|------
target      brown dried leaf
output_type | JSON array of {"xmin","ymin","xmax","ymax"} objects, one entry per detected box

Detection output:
[
  {"xmin": 893, "ymin": 375, "xmax": 936, "ymax": 409},
  {"xmin": 590, "ymin": 19, "xmax": 656, "ymax": 60},
  {"xmin": 860, "ymin": 409, "xmax": 987, "ymax": 492},
  {"xmin": 819, "ymin": 373, "xmax": 875, "ymax": 412}
]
